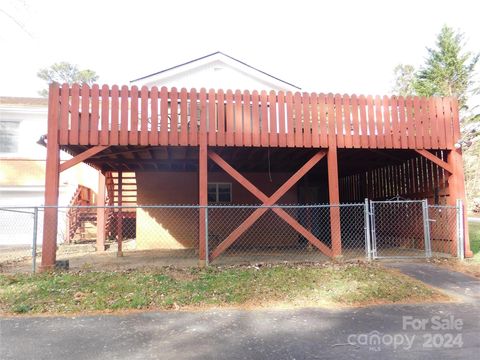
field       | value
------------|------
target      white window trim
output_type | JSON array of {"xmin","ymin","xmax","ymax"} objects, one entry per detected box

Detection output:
[{"xmin": 208, "ymin": 182, "xmax": 232, "ymax": 203}]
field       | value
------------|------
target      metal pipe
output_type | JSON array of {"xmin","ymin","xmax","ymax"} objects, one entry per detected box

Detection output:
[{"xmin": 32, "ymin": 207, "xmax": 38, "ymax": 273}]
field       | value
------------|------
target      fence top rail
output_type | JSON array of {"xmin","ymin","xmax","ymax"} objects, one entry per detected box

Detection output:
[
  {"xmin": 428, "ymin": 204, "xmax": 459, "ymax": 209},
  {"xmin": 1, "ymin": 203, "xmax": 365, "ymax": 210},
  {"xmin": 49, "ymin": 83, "xmax": 460, "ymax": 150},
  {"xmin": 370, "ymin": 199, "xmax": 427, "ymax": 204}
]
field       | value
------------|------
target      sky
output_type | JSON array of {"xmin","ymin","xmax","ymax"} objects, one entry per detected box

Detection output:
[{"xmin": 1, "ymin": 0, "xmax": 479, "ymax": 107}]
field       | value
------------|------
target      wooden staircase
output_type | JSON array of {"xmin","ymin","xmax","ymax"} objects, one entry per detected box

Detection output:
[
  {"xmin": 65, "ymin": 185, "xmax": 96, "ymax": 243},
  {"xmin": 105, "ymin": 172, "xmax": 137, "ymax": 240}
]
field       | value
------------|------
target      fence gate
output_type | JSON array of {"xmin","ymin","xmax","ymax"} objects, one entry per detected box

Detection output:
[{"xmin": 369, "ymin": 200, "xmax": 432, "ymax": 259}]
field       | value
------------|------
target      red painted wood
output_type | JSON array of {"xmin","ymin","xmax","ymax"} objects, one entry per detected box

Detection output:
[
  {"xmin": 129, "ymin": 85, "xmax": 139, "ymax": 145},
  {"xmin": 436, "ymin": 97, "xmax": 447, "ymax": 149},
  {"xmin": 100, "ymin": 85, "xmax": 109, "ymax": 145},
  {"xmin": 59, "ymin": 84, "xmax": 69, "ymax": 144},
  {"xmin": 390, "ymin": 97, "xmax": 400, "ymax": 148},
  {"xmin": 234, "ymin": 90, "xmax": 243, "ymax": 146},
  {"xmin": 398, "ymin": 96, "xmax": 407, "ymax": 149},
  {"xmin": 170, "ymin": 87, "xmax": 179, "ymax": 145},
  {"xmin": 294, "ymin": 92, "xmax": 303, "ymax": 147},
  {"xmin": 302, "ymin": 92, "xmax": 311, "ymax": 148},
  {"xmin": 140, "ymin": 86, "xmax": 149, "ymax": 145},
  {"xmin": 159, "ymin": 87, "xmax": 169, "ymax": 145},
  {"xmin": 225, "ymin": 90, "xmax": 234, "ymax": 146},
  {"xmin": 350, "ymin": 94, "xmax": 360, "ymax": 148},
  {"xmin": 358, "ymin": 95, "xmax": 368, "ymax": 148},
  {"xmin": 374, "ymin": 96, "xmax": 384, "ymax": 148},
  {"xmin": 442, "ymin": 97, "xmax": 453, "ymax": 148},
  {"xmin": 119, "ymin": 85, "xmax": 129, "ymax": 145},
  {"xmin": 343, "ymin": 94, "xmax": 352, "ymax": 148},
  {"xmin": 110, "ymin": 85, "xmax": 119, "ymax": 145},
  {"xmin": 421, "ymin": 97, "xmax": 431, "ymax": 149},
  {"xmin": 217, "ymin": 90, "xmax": 226, "ymax": 146},
  {"xmin": 286, "ymin": 92, "xmax": 295, "ymax": 147},
  {"xmin": 41, "ymin": 84, "xmax": 61, "ymax": 269},
  {"xmin": 199, "ymin": 88, "xmax": 207, "ymax": 144},
  {"xmin": 208, "ymin": 89, "xmax": 217, "ymax": 146},
  {"xmin": 405, "ymin": 97, "xmax": 415, "ymax": 148},
  {"xmin": 209, "ymin": 150, "xmax": 327, "ymax": 260},
  {"xmin": 413, "ymin": 96, "xmax": 423, "ymax": 149},
  {"xmin": 366, "ymin": 95, "xmax": 377, "ymax": 148},
  {"xmin": 451, "ymin": 98, "xmax": 461, "ymax": 144},
  {"xmin": 269, "ymin": 91, "xmax": 278, "ymax": 146},
  {"xmin": 327, "ymin": 146, "xmax": 341, "ymax": 256},
  {"xmin": 260, "ymin": 91, "xmax": 269, "ymax": 146},
  {"xmin": 310, "ymin": 93, "xmax": 319, "ymax": 148},
  {"xmin": 382, "ymin": 96, "xmax": 392, "ymax": 148},
  {"xmin": 277, "ymin": 91, "xmax": 287, "ymax": 147},
  {"xmin": 243, "ymin": 90, "xmax": 252, "ymax": 146},
  {"xmin": 179, "ymin": 88, "xmax": 189, "ymax": 146},
  {"xmin": 429, "ymin": 97, "xmax": 438, "ymax": 149},
  {"xmin": 318, "ymin": 94, "xmax": 328, "ymax": 147},
  {"xmin": 189, "ymin": 89, "xmax": 198, "ymax": 146},
  {"xmin": 251, "ymin": 91, "xmax": 260, "ymax": 146},
  {"xmin": 198, "ymin": 138, "xmax": 208, "ymax": 262},
  {"xmin": 69, "ymin": 84, "xmax": 80, "ymax": 144},
  {"xmin": 335, "ymin": 94, "xmax": 344, "ymax": 148},
  {"xmin": 327, "ymin": 94, "xmax": 336, "ymax": 148},
  {"xmin": 79, "ymin": 84, "xmax": 90, "ymax": 145},
  {"xmin": 149, "ymin": 87, "xmax": 159, "ymax": 145},
  {"xmin": 89, "ymin": 84, "xmax": 99, "ymax": 145}
]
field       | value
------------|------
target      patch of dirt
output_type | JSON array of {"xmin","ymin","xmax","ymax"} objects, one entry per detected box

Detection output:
[{"xmin": 428, "ymin": 258, "xmax": 480, "ymax": 279}]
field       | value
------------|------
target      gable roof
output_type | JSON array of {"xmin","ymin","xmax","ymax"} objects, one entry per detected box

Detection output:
[{"xmin": 130, "ymin": 51, "xmax": 301, "ymax": 91}]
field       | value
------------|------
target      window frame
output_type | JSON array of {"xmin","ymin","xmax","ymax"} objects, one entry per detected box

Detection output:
[
  {"xmin": 0, "ymin": 120, "xmax": 20, "ymax": 155},
  {"xmin": 207, "ymin": 182, "xmax": 232, "ymax": 203}
]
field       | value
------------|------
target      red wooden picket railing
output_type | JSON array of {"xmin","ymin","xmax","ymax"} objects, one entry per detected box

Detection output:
[{"xmin": 52, "ymin": 84, "xmax": 460, "ymax": 150}]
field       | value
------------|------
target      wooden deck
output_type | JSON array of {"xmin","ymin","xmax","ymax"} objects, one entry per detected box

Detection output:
[
  {"xmin": 50, "ymin": 84, "xmax": 460, "ymax": 150},
  {"xmin": 39, "ymin": 83, "xmax": 470, "ymax": 269}
]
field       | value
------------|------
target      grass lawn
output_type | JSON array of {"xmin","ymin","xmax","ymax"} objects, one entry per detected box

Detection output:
[
  {"xmin": 432, "ymin": 221, "xmax": 480, "ymax": 277},
  {"xmin": 468, "ymin": 221, "xmax": 480, "ymax": 260},
  {"xmin": 0, "ymin": 263, "xmax": 446, "ymax": 315}
]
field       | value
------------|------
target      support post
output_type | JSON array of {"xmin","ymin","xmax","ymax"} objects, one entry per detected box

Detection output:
[
  {"xmin": 422, "ymin": 199, "xmax": 432, "ymax": 258},
  {"xmin": 327, "ymin": 146, "xmax": 342, "ymax": 257},
  {"xmin": 32, "ymin": 207, "xmax": 38, "ymax": 273},
  {"xmin": 364, "ymin": 198, "xmax": 371, "ymax": 260},
  {"xmin": 198, "ymin": 141, "xmax": 208, "ymax": 267},
  {"xmin": 447, "ymin": 149, "xmax": 472, "ymax": 257},
  {"xmin": 96, "ymin": 172, "xmax": 106, "ymax": 252},
  {"xmin": 116, "ymin": 172, "xmax": 123, "ymax": 257},
  {"xmin": 41, "ymin": 83, "xmax": 61, "ymax": 271},
  {"xmin": 456, "ymin": 199, "xmax": 465, "ymax": 260}
]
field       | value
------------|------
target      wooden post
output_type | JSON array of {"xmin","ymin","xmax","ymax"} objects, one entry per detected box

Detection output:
[
  {"xmin": 327, "ymin": 146, "xmax": 342, "ymax": 257},
  {"xmin": 96, "ymin": 172, "xmax": 106, "ymax": 252},
  {"xmin": 41, "ymin": 83, "xmax": 61, "ymax": 270},
  {"xmin": 198, "ymin": 91, "xmax": 208, "ymax": 266},
  {"xmin": 117, "ymin": 171, "xmax": 123, "ymax": 256},
  {"xmin": 447, "ymin": 149, "xmax": 472, "ymax": 257}
]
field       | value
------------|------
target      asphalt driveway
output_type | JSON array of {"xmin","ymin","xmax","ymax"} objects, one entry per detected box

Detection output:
[{"xmin": 1, "ymin": 263, "xmax": 479, "ymax": 360}]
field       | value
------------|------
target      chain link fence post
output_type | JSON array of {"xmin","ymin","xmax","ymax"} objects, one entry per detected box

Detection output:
[
  {"xmin": 32, "ymin": 207, "xmax": 38, "ymax": 273},
  {"xmin": 364, "ymin": 198, "xmax": 372, "ymax": 260},
  {"xmin": 456, "ymin": 199, "xmax": 465, "ymax": 260},
  {"xmin": 205, "ymin": 205, "xmax": 209, "ymax": 267},
  {"xmin": 422, "ymin": 199, "xmax": 432, "ymax": 258},
  {"xmin": 369, "ymin": 200, "xmax": 377, "ymax": 259}
]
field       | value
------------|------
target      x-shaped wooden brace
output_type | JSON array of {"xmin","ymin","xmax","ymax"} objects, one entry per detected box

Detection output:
[{"xmin": 208, "ymin": 150, "xmax": 332, "ymax": 261}]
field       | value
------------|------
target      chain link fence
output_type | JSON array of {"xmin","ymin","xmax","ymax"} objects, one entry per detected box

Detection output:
[{"xmin": 0, "ymin": 201, "xmax": 465, "ymax": 272}]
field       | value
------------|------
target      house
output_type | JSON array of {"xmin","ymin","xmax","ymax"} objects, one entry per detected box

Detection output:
[
  {"xmin": 131, "ymin": 51, "xmax": 301, "ymax": 92},
  {"xmin": 0, "ymin": 97, "xmax": 98, "ymax": 245},
  {"xmin": 37, "ymin": 52, "xmax": 472, "ymax": 269}
]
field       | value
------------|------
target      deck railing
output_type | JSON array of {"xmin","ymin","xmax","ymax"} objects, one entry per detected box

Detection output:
[{"xmin": 50, "ymin": 84, "xmax": 460, "ymax": 150}]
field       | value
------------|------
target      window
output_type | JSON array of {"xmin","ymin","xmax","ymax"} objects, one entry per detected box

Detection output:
[
  {"xmin": 208, "ymin": 183, "xmax": 232, "ymax": 203},
  {"xmin": 0, "ymin": 121, "xmax": 20, "ymax": 153}
]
